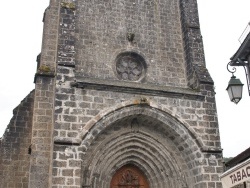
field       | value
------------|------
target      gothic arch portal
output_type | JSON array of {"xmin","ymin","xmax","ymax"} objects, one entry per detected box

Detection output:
[{"xmin": 80, "ymin": 105, "xmax": 203, "ymax": 188}]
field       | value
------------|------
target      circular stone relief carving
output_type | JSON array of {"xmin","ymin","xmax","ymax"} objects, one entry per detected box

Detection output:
[{"xmin": 116, "ymin": 52, "xmax": 146, "ymax": 81}]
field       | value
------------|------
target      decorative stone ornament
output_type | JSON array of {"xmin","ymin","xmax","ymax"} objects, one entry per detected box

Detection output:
[
  {"xmin": 116, "ymin": 52, "xmax": 146, "ymax": 81},
  {"xmin": 127, "ymin": 32, "xmax": 135, "ymax": 42}
]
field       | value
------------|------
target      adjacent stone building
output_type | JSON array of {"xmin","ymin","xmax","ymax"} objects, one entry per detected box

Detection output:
[{"xmin": 0, "ymin": 0, "xmax": 223, "ymax": 187}]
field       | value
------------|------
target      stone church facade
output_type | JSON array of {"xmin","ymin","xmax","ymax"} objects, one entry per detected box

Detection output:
[{"xmin": 0, "ymin": 0, "xmax": 223, "ymax": 187}]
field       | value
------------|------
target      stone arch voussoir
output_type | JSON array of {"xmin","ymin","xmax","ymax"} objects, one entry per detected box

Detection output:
[
  {"xmin": 80, "ymin": 102, "xmax": 205, "ymax": 188},
  {"xmin": 79, "ymin": 100, "xmax": 204, "ymax": 149}
]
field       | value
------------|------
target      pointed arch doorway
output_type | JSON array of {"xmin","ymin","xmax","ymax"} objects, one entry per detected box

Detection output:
[{"xmin": 110, "ymin": 164, "xmax": 150, "ymax": 188}]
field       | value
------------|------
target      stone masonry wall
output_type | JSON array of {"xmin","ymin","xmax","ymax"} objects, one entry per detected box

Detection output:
[
  {"xmin": 75, "ymin": 0, "xmax": 187, "ymax": 87},
  {"xmin": 53, "ymin": 0, "xmax": 219, "ymax": 148},
  {"xmin": 0, "ymin": 90, "xmax": 34, "ymax": 188},
  {"xmin": 53, "ymin": 66, "xmax": 223, "ymax": 187},
  {"xmin": 50, "ymin": 0, "xmax": 223, "ymax": 187},
  {"xmin": 180, "ymin": 0, "xmax": 209, "ymax": 89},
  {"xmin": 55, "ymin": 71, "xmax": 220, "ymax": 150},
  {"xmin": 0, "ymin": 0, "xmax": 223, "ymax": 187}
]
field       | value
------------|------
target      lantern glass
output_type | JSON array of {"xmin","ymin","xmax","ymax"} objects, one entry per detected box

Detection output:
[{"xmin": 226, "ymin": 76, "xmax": 244, "ymax": 104}]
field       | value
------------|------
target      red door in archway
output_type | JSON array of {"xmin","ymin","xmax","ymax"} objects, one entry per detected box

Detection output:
[{"xmin": 110, "ymin": 165, "xmax": 149, "ymax": 188}]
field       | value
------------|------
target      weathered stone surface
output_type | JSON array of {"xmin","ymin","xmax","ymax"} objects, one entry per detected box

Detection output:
[
  {"xmin": 0, "ymin": 0, "xmax": 223, "ymax": 187},
  {"xmin": 0, "ymin": 90, "xmax": 34, "ymax": 188}
]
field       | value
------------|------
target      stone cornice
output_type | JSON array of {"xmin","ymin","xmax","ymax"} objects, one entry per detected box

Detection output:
[
  {"xmin": 71, "ymin": 75, "xmax": 205, "ymax": 101},
  {"xmin": 34, "ymin": 72, "xmax": 55, "ymax": 83},
  {"xmin": 54, "ymin": 137, "xmax": 81, "ymax": 146}
]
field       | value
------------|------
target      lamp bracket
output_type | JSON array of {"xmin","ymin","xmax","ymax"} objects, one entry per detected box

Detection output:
[
  {"xmin": 227, "ymin": 61, "xmax": 236, "ymax": 75},
  {"xmin": 229, "ymin": 59, "xmax": 250, "ymax": 96},
  {"xmin": 236, "ymin": 59, "xmax": 250, "ymax": 96}
]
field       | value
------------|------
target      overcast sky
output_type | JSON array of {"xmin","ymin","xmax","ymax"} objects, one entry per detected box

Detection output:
[{"xmin": 0, "ymin": 0, "xmax": 250, "ymax": 158}]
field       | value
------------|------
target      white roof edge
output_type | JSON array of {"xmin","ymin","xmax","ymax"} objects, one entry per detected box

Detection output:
[{"xmin": 239, "ymin": 22, "xmax": 250, "ymax": 43}]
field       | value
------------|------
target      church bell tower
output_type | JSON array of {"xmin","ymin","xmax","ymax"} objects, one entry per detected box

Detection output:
[{"xmin": 0, "ymin": 0, "xmax": 223, "ymax": 187}]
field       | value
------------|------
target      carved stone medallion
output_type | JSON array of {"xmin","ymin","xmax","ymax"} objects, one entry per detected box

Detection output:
[{"xmin": 116, "ymin": 52, "xmax": 146, "ymax": 81}]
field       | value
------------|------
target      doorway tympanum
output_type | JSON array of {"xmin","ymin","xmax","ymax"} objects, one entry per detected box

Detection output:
[{"xmin": 110, "ymin": 165, "xmax": 149, "ymax": 188}]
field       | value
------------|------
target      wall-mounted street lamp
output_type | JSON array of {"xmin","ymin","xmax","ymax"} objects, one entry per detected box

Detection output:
[
  {"xmin": 226, "ymin": 23, "xmax": 250, "ymax": 104},
  {"xmin": 226, "ymin": 62, "xmax": 244, "ymax": 104}
]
